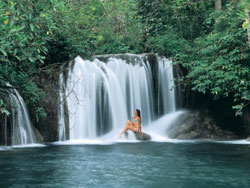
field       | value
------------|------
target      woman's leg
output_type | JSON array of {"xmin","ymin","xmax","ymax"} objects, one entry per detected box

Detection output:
[
  {"xmin": 119, "ymin": 120, "xmax": 138, "ymax": 137},
  {"xmin": 119, "ymin": 120, "xmax": 131, "ymax": 137}
]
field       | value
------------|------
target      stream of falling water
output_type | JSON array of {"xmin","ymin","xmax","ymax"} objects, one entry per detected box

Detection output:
[
  {"xmin": 8, "ymin": 87, "xmax": 37, "ymax": 145},
  {"xmin": 58, "ymin": 54, "xmax": 180, "ymax": 141}
]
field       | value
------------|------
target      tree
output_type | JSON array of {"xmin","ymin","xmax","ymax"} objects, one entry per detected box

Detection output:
[
  {"xmin": 245, "ymin": 9, "xmax": 250, "ymax": 47},
  {"xmin": 215, "ymin": 0, "xmax": 222, "ymax": 10}
]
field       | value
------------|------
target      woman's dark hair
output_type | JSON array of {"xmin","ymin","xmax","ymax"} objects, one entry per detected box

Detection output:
[{"xmin": 136, "ymin": 109, "xmax": 141, "ymax": 118}]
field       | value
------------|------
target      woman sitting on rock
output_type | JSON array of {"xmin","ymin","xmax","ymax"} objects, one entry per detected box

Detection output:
[{"xmin": 119, "ymin": 109, "xmax": 142, "ymax": 137}]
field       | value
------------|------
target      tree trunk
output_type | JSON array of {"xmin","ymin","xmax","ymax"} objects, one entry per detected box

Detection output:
[
  {"xmin": 215, "ymin": 0, "xmax": 222, "ymax": 10},
  {"xmin": 245, "ymin": 9, "xmax": 250, "ymax": 47}
]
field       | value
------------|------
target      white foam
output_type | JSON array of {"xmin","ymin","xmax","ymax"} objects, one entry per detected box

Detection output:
[
  {"xmin": 11, "ymin": 143, "xmax": 46, "ymax": 148},
  {"xmin": 211, "ymin": 139, "xmax": 250, "ymax": 145},
  {"xmin": 52, "ymin": 111, "xmax": 194, "ymax": 145},
  {"xmin": 0, "ymin": 143, "xmax": 46, "ymax": 151},
  {"xmin": 144, "ymin": 111, "xmax": 186, "ymax": 138},
  {"xmin": 53, "ymin": 139, "xmax": 115, "ymax": 145},
  {"xmin": 0, "ymin": 146, "xmax": 12, "ymax": 151},
  {"xmin": 53, "ymin": 131, "xmax": 141, "ymax": 145}
]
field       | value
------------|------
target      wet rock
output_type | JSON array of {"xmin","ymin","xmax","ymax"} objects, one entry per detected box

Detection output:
[
  {"xmin": 168, "ymin": 111, "xmax": 239, "ymax": 140},
  {"xmin": 33, "ymin": 127, "xmax": 44, "ymax": 143},
  {"xmin": 246, "ymin": 136, "xmax": 250, "ymax": 141},
  {"xmin": 242, "ymin": 106, "xmax": 250, "ymax": 136},
  {"xmin": 134, "ymin": 132, "xmax": 151, "ymax": 141},
  {"xmin": 175, "ymin": 131, "xmax": 200, "ymax": 140},
  {"xmin": 29, "ymin": 66, "xmax": 64, "ymax": 142}
]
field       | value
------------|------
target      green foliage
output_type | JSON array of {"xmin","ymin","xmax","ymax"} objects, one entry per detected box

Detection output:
[
  {"xmin": 145, "ymin": 26, "xmax": 190, "ymax": 57},
  {"xmin": 0, "ymin": 99, "xmax": 10, "ymax": 116},
  {"xmin": 0, "ymin": 0, "xmax": 249, "ymax": 119},
  {"xmin": 0, "ymin": 0, "xmax": 56, "ymax": 117},
  {"xmin": 0, "ymin": 0, "xmax": 55, "ymax": 65},
  {"xmin": 137, "ymin": 0, "xmax": 250, "ymax": 116},
  {"xmin": 137, "ymin": 0, "xmax": 215, "ymax": 40},
  {"xmin": 181, "ymin": 2, "xmax": 250, "ymax": 116},
  {"xmin": 0, "ymin": 0, "xmax": 143, "ymax": 117},
  {"xmin": 49, "ymin": 0, "xmax": 144, "ymax": 58}
]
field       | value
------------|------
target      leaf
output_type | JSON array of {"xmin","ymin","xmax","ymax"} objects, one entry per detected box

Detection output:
[
  {"xmin": 10, "ymin": 28, "xmax": 17, "ymax": 33},
  {"xmin": 235, "ymin": 110, "xmax": 243, "ymax": 117},
  {"xmin": 0, "ymin": 49, "xmax": 7, "ymax": 56},
  {"xmin": 28, "ymin": 57, "xmax": 35, "ymax": 62},
  {"xmin": 96, "ymin": 35, "xmax": 104, "ymax": 41},
  {"xmin": 232, "ymin": 104, "xmax": 243, "ymax": 110},
  {"xmin": 15, "ymin": 56, "xmax": 21, "ymax": 61},
  {"xmin": 30, "ymin": 23, "xmax": 34, "ymax": 31},
  {"xmin": 0, "ymin": 108, "xmax": 10, "ymax": 116}
]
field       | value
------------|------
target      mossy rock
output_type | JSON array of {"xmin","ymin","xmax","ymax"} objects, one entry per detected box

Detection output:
[{"xmin": 134, "ymin": 132, "xmax": 151, "ymax": 141}]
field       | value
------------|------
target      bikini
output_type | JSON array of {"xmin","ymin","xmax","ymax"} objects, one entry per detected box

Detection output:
[
  {"xmin": 132, "ymin": 119, "xmax": 140, "ymax": 132},
  {"xmin": 133, "ymin": 119, "xmax": 139, "ymax": 123}
]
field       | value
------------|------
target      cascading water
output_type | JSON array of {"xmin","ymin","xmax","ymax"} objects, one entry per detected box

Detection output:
[
  {"xmin": 8, "ymin": 88, "xmax": 37, "ymax": 145},
  {"xmin": 59, "ymin": 54, "xmax": 181, "ymax": 141},
  {"xmin": 58, "ymin": 66, "xmax": 67, "ymax": 141},
  {"xmin": 157, "ymin": 57, "xmax": 176, "ymax": 114}
]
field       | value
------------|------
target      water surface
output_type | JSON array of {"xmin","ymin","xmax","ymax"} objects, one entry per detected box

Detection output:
[{"xmin": 1, "ymin": 142, "xmax": 250, "ymax": 188}]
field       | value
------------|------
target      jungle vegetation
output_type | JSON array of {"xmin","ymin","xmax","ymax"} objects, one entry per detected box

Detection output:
[{"xmin": 0, "ymin": 0, "xmax": 249, "ymax": 119}]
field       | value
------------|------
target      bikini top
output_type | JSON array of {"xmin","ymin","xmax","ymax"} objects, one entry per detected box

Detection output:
[{"xmin": 133, "ymin": 119, "xmax": 139, "ymax": 123}]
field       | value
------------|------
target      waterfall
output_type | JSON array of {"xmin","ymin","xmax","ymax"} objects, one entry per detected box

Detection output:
[
  {"xmin": 157, "ymin": 57, "xmax": 176, "ymax": 114},
  {"xmin": 8, "ymin": 88, "xmax": 37, "ymax": 145},
  {"xmin": 58, "ymin": 66, "xmax": 67, "ymax": 141},
  {"xmin": 59, "ymin": 54, "xmax": 176, "ymax": 140}
]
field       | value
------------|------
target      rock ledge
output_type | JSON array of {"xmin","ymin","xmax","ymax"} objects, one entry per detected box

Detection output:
[{"xmin": 168, "ymin": 111, "xmax": 239, "ymax": 140}]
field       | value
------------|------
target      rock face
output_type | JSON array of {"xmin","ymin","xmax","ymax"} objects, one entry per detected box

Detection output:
[
  {"xmin": 168, "ymin": 111, "xmax": 239, "ymax": 140},
  {"xmin": 134, "ymin": 132, "xmax": 151, "ymax": 141},
  {"xmin": 29, "ymin": 68, "xmax": 63, "ymax": 142},
  {"xmin": 33, "ymin": 127, "xmax": 44, "ymax": 143},
  {"xmin": 242, "ymin": 105, "xmax": 250, "ymax": 137}
]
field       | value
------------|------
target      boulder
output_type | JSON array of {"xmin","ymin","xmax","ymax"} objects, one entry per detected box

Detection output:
[
  {"xmin": 168, "ymin": 111, "xmax": 239, "ymax": 140},
  {"xmin": 134, "ymin": 132, "xmax": 151, "ymax": 141}
]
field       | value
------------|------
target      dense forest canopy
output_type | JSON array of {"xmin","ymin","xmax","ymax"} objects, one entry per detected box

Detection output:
[{"xmin": 0, "ymin": 0, "xmax": 249, "ymax": 119}]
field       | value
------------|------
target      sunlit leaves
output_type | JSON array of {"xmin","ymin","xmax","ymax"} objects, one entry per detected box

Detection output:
[
  {"xmin": 138, "ymin": 0, "xmax": 250, "ymax": 115},
  {"xmin": 0, "ymin": 0, "xmax": 56, "ymax": 117},
  {"xmin": 183, "ymin": 3, "xmax": 250, "ymax": 116},
  {"xmin": 0, "ymin": 99, "xmax": 10, "ymax": 116}
]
